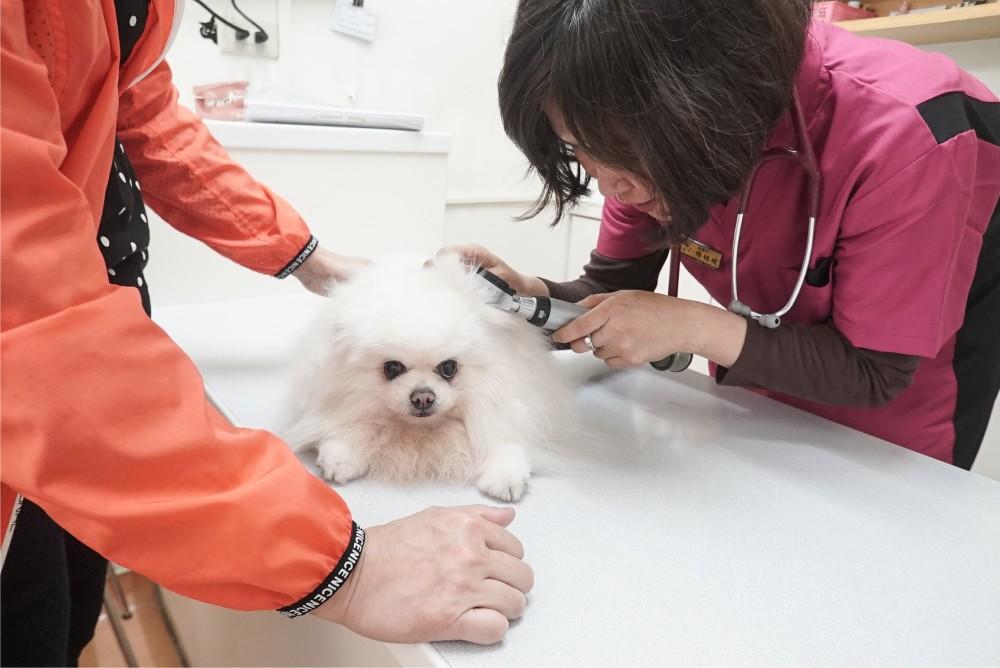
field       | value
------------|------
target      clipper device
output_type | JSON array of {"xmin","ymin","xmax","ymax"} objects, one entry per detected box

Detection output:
[{"xmin": 475, "ymin": 267, "xmax": 692, "ymax": 373}]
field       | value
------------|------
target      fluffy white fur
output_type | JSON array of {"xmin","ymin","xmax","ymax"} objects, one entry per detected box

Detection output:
[{"xmin": 283, "ymin": 254, "xmax": 574, "ymax": 501}]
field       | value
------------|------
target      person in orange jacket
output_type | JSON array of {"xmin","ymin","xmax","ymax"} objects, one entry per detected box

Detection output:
[{"xmin": 1, "ymin": 1, "xmax": 532, "ymax": 664}]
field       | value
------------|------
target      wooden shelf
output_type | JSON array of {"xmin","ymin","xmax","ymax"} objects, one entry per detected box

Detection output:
[{"xmin": 835, "ymin": 3, "xmax": 1000, "ymax": 45}]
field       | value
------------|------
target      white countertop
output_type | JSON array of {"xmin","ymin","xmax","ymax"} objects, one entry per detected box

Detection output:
[
  {"xmin": 155, "ymin": 294, "xmax": 1000, "ymax": 667},
  {"xmin": 205, "ymin": 120, "xmax": 452, "ymax": 155}
]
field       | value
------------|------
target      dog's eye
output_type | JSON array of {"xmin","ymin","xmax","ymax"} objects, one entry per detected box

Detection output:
[
  {"xmin": 436, "ymin": 359, "xmax": 459, "ymax": 380},
  {"xmin": 383, "ymin": 361, "xmax": 407, "ymax": 380}
]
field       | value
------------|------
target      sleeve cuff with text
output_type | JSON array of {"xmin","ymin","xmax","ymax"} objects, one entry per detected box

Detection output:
[
  {"xmin": 274, "ymin": 236, "xmax": 319, "ymax": 280},
  {"xmin": 277, "ymin": 521, "xmax": 366, "ymax": 619}
]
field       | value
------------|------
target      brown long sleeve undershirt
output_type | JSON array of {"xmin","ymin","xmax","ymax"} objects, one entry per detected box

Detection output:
[
  {"xmin": 716, "ymin": 320, "xmax": 920, "ymax": 407},
  {"xmin": 541, "ymin": 250, "xmax": 922, "ymax": 407},
  {"xmin": 541, "ymin": 249, "xmax": 670, "ymax": 303}
]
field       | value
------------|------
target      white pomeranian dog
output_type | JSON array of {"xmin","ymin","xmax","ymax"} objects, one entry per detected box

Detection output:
[{"xmin": 283, "ymin": 253, "xmax": 575, "ymax": 501}]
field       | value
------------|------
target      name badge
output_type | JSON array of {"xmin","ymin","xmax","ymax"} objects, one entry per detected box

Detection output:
[{"xmin": 680, "ymin": 238, "xmax": 722, "ymax": 270}]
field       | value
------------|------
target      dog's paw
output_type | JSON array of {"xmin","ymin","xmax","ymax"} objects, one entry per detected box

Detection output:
[
  {"xmin": 316, "ymin": 439, "xmax": 368, "ymax": 484},
  {"xmin": 476, "ymin": 448, "xmax": 531, "ymax": 502}
]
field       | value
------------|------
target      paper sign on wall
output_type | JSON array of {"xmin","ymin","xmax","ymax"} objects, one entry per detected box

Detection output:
[{"xmin": 331, "ymin": 0, "xmax": 378, "ymax": 43}]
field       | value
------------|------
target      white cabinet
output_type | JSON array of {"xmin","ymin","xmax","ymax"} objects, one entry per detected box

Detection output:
[
  {"xmin": 144, "ymin": 121, "xmax": 451, "ymax": 306},
  {"xmin": 442, "ymin": 198, "xmax": 571, "ymax": 281}
]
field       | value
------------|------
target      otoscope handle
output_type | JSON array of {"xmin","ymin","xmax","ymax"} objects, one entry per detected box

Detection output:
[
  {"xmin": 649, "ymin": 352, "xmax": 693, "ymax": 373},
  {"xmin": 536, "ymin": 296, "xmax": 691, "ymax": 373},
  {"xmin": 529, "ymin": 297, "xmax": 587, "ymax": 329}
]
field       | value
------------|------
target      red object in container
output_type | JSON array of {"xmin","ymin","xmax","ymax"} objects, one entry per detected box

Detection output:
[
  {"xmin": 193, "ymin": 81, "xmax": 249, "ymax": 120},
  {"xmin": 813, "ymin": 1, "xmax": 877, "ymax": 22}
]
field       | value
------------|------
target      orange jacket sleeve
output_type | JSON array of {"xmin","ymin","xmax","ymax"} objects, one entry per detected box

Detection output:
[
  {"xmin": 1, "ymin": 5, "xmax": 359, "ymax": 613},
  {"xmin": 116, "ymin": 60, "xmax": 315, "ymax": 277}
]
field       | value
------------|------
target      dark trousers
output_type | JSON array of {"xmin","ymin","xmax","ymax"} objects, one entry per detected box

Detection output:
[{"xmin": 1, "ymin": 500, "xmax": 108, "ymax": 667}]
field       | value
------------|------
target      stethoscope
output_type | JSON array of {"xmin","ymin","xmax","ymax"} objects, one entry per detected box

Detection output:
[{"xmin": 727, "ymin": 90, "xmax": 821, "ymax": 329}]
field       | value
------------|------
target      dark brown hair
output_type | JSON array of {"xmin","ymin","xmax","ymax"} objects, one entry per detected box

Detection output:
[{"xmin": 499, "ymin": 0, "xmax": 814, "ymax": 244}]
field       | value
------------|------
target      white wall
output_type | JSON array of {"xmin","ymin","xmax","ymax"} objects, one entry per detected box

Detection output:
[
  {"xmin": 924, "ymin": 38, "xmax": 1000, "ymax": 89},
  {"xmin": 166, "ymin": 0, "xmax": 531, "ymax": 202},
  {"xmin": 160, "ymin": 6, "xmax": 999, "ymax": 477}
]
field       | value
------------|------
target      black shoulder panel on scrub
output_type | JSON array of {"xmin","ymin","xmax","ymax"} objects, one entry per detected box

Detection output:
[{"xmin": 916, "ymin": 93, "xmax": 1000, "ymax": 147}]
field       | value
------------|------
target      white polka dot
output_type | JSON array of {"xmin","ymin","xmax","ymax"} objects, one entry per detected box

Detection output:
[
  {"xmin": 130, "ymin": 242, "xmax": 138, "ymax": 252},
  {"xmin": 108, "ymin": 268, "xmax": 116, "ymax": 276},
  {"xmin": 141, "ymin": 251, "xmax": 147, "ymax": 261},
  {"xmin": 100, "ymin": 236, "xmax": 110, "ymax": 247},
  {"xmin": 129, "ymin": 15, "xmax": 137, "ymax": 27},
  {"xmin": 135, "ymin": 180, "xmax": 141, "ymax": 191},
  {"xmin": 140, "ymin": 213, "xmax": 147, "ymax": 223},
  {"xmin": 118, "ymin": 172, "xmax": 126, "ymax": 183},
  {"xmin": 137, "ymin": 276, "xmax": 144, "ymax": 287}
]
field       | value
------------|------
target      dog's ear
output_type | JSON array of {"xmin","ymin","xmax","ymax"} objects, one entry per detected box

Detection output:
[
  {"xmin": 424, "ymin": 250, "xmax": 471, "ymax": 272},
  {"xmin": 426, "ymin": 252, "xmax": 475, "ymax": 288}
]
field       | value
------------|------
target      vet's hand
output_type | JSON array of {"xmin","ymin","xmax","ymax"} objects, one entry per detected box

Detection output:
[
  {"xmin": 312, "ymin": 505, "xmax": 533, "ymax": 645},
  {"xmin": 434, "ymin": 244, "xmax": 549, "ymax": 297},
  {"xmin": 294, "ymin": 246, "xmax": 371, "ymax": 295},
  {"xmin": 552, "ymin": 291, "xmax": 746, "ymax": 369}
]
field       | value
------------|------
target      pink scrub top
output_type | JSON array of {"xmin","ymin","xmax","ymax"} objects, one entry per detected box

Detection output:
[{"xmin": 596, "ymin": 21, "xmax": 1000, "ymax": 465}]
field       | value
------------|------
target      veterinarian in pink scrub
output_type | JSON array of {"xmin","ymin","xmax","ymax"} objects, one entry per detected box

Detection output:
[{"xmin": 451, "ymin": 0, "xmax": 1000, "ymax": 469}]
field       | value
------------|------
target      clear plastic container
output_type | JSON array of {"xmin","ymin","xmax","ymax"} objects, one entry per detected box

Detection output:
[
  {"xmin": 813, "ymin": 1, "xmax": 877, "ymax": 22},
  {"xmin": 193, "ymin": 81, "xmax": 249, "ymax": 120}
]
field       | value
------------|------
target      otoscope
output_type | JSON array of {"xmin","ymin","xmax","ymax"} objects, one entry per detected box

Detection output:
[{"xmin": 475, "ymin": 267, "xmax": 692, "ymax": 373}]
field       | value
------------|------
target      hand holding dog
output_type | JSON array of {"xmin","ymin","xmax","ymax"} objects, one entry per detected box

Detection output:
[
  {"xmin": 294, "ymin": 246, "xmax": 371, "ymax": 295},
  {"xmin": 436, "ymin": 244, "xmax": 549, "ymax": 297},
  {"xmin": 313, "ymin": 505, "xmax": 533, "ymax": 645}
]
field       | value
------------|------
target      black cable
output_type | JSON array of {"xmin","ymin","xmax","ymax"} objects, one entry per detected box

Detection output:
[
  {"xmin": 192, "ymin": 0, "xmax": 250, "ymax": 42},
  {"xmin": 231, "ymin": 0, "xmax": 269, "ymax": 43}
]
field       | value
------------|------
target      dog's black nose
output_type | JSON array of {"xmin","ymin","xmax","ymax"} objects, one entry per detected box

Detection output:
[{"xmin": 410, "ymin": 389, "xmax": 436, "ymax": 411}]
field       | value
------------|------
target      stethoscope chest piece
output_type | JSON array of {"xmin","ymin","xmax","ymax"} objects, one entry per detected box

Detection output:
[{"xmin": 730, "ymin": 299, "xmax": 781, "ymax": 329}]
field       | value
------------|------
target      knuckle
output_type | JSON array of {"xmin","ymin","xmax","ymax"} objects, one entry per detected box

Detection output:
[
  {"xmin": 427, "ymin": 605, "xmax": 456, "ymax": 631},
  {"xmin": 454, "ymin": 544, "xmax": 484, "ymax": 568},
  {"xmin": 523, "ymin": 565, "xmax": 536, "ymax": 592},
  {"xmin": 492, "ymin": 618, "xmax": 511, "ymax": 643},
  {"xmin": 467, "ymin": 545, "xmax": 487, "ymax": 567},
  {"xmin": 454, "ymin": 512, "xmax": 481, "ymax": 535},
  {"xmin": 512, "ymin": 592, "xmax": 528, "ymax": 618},
  {"xmin": 445, "ymin": 569, "xmax": 475, "ymax": 594},
  {"xmin": 510, "ymin": 537, "xmax": 525, "ymax": 559},
  {"xmin": 483, "ymin": 617, "xmax": 510, "ymax": 645}
]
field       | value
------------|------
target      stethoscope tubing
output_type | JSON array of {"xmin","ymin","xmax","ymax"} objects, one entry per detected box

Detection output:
[{"xmin": 727, "ymin": 90, "xmax": 821, "ymax": 329}]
